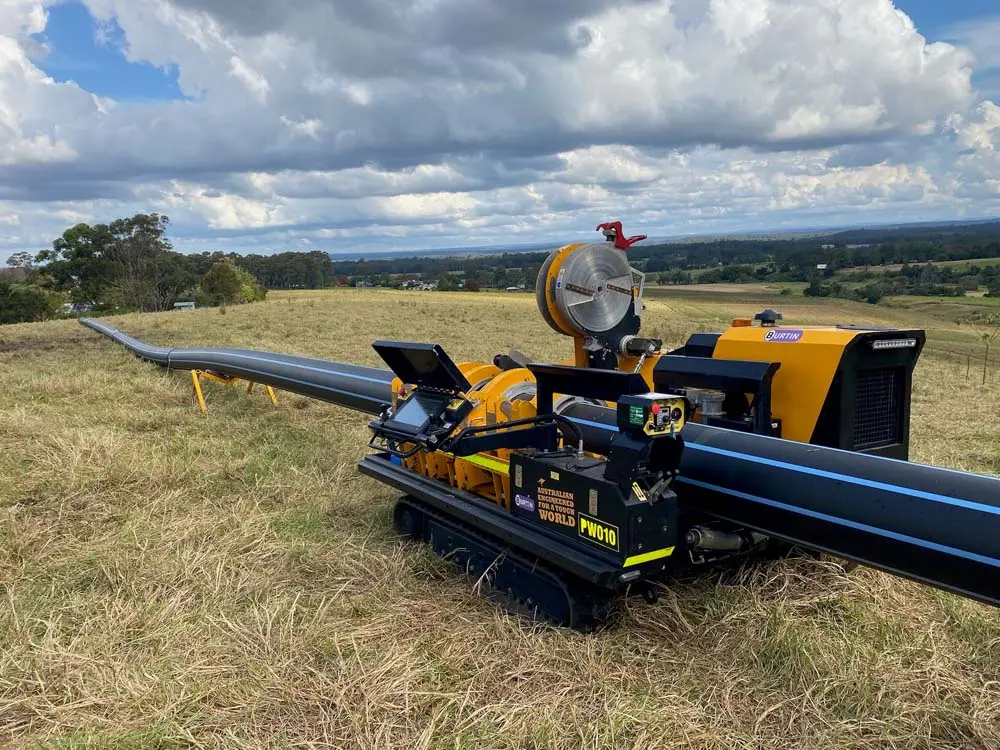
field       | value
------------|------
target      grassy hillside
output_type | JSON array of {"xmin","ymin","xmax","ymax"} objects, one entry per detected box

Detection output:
[
  {"xmin": 1, "ymin": 289, "xmax": 998, "ymax": 749},
  {"xmin": 836, "ymin": 257, "xmax": 1000, "ymax": 275},
  {"xmin": 647, "ymin": 286, "xmax": 998, "ymax": 363}
]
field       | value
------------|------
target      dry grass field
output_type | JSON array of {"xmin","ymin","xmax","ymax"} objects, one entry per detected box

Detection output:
[{"xmin": 1, "ymin": 288, "xmax": 998, "ymax": 749}]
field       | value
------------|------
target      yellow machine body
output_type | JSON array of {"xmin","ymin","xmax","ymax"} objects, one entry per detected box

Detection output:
[
  {"xmin": 710, "ymin": 325, "xmax": 859, "ymax": 443},
  {"xmin": 387, "ymin": 237, "xmax": 900, "ymax": 510},
  {"xmin": 390, "ymin": 361, "xmax": 538, "ymax": 510},
  {"xmin": 617, "ymin": 325, "xmax": 857, "ymax": 443}
]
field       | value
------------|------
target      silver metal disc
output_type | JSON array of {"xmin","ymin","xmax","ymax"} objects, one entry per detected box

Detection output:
[{"xmin": 552, "ymin": 243, "xmax": 634, "ymax": 335}]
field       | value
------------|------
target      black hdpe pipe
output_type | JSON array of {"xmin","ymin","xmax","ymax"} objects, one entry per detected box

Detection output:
[
  {"xmin": 80, "ymin": 318, "xmax": 394, "ymax": 415},
  {"xmin": 82, "ymin": 320, "xmax": 1000, "ymax": 608},
  {"xmin": 561, "ymin": 401, "xmax": 1000, "ymax": 608}
]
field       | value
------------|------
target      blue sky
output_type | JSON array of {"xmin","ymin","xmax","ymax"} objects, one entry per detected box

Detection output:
[
  {"xmin": 2, "ymin": 0, "xmax": 1000, "ymax": 259},
  {"xmin": 896, "ymin": 0, "xmax": 996, "ymax": 30},
  {"xmin": 897, "ymin": 0, "xmax": 1000, "ymax": 97},
  {"xmin": 32, "ymin": 2, "xmax": 187, "ymax": 103}
]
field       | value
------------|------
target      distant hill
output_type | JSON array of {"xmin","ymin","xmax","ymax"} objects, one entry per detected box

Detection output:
[
  {"xmin": 331, "ymin": 241, "xmax": 562, "ymax": 261},
  {"xmin": 330, "ymin": 218, "xmax": 1000, "ymax": 261}
]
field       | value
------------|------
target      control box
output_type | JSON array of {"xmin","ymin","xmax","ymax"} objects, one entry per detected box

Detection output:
[{"xmin": 617, "ymin": 393, "xmax": 686, "ymax": 437}]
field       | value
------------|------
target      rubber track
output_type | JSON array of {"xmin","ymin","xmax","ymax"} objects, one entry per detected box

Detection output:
[{"xmin": 393, "ymin": 496, "xmax": 613, "ymax": 631}]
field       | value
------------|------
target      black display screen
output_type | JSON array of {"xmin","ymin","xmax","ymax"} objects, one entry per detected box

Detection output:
[
  {"xmin": 387, "ymin": 392, "xmax": 448, "ymax": 434},
  {"xmin": 400, "ymin": 349, "xmax": 440, "ymax": 377},
  {"xmin": 372, "ymin": 341, "xmax": 472, "ymax": 393}
]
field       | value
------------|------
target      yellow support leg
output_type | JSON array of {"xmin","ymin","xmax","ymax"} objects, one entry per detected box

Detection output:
[
  {"xmin": 191, "ymin": 369, "xmax": 278, "ymax": 412},
  {"xmin": 191, "ymin": 370, "xmax": 208, "ymax": 413},
  {"xmin": 202, "ymin": 371, "xmax": 239, "ymax": 386},
  {"xmin": 246, "ymin": 381, "xmax": 278, "ymax": 405}
]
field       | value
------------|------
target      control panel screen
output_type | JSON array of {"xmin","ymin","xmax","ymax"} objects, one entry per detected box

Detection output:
[{"xmin": 387, "ymin": 391, "xmax": 447, "ymax": 434}]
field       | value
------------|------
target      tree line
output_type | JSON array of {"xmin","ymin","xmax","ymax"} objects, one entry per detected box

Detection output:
[
  {"xmin": 1, "ymin": 214, "xmax": 268, "ymax": 324},
  {"xmin": 802, "ymin": 261, "xmax": 1000, "ymax": 304},
  {"xmin": 5, "ymin": 215, "xmax": 1000, "ymax": 324}
]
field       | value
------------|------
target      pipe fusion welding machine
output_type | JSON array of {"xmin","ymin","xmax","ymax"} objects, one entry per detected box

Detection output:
[{"xmin": 82, "ymin": 222, "xmax": 1000, "ymax": 629}]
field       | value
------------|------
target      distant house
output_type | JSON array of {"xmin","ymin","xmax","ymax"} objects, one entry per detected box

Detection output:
[
  {"xmin": 60, "ymin": 302, "xmax": 94, "ymax": 315},
  {"xmin": 816, "ymin": 264, "xmax": 828, "ymax": 270},
  {"xmin": 173, "ymin": 301, "xmax": 196, "ymax": 311},
  {"xmin": 821, "ymin": 244, "xmax": 835, "ymax": 250}
]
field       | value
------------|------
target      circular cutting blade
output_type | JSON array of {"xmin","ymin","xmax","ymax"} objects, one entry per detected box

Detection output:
[{"xmin": 552, "ymin": 243, "xmax": 635, "ymax": 335}]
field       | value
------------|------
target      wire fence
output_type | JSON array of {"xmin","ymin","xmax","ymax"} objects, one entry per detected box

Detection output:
[{"xmin": 922, "ymin": 344, "xmax": 998, "ymax": 383}]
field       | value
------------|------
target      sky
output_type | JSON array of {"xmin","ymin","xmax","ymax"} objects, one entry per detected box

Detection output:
[{"xmin": 1, "ymin": 0, "xmax": 999, "ymax": 262}]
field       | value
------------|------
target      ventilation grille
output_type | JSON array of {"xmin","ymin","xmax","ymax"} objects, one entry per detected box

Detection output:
[{"xmin": 853, "ymin": 367, "xmax": 903, "ymax": 450}]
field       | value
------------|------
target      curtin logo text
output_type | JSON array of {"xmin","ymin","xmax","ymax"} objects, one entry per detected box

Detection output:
[
  {"xmin": 514, "ymin": 494, "xmax": 535, "ymax": 512},
  {"xmin": 763, "ymin": 329, "xmax": 803, "ymax": 343}
]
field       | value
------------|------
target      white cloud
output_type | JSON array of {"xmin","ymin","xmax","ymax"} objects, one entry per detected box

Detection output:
[
  {"xmin": 0, "ymin": 0, "xmax": 999, "ymax": 264},
  {"xmin": 0, "ymin": 133, "xmax": 76, "ymax": 165},
  {"xmin": 228, "ymin": 54, "xmax": 268, "ymax": 102},
  {"xmin": 154, "ymin": 180, "xmax": 283, "ymax": 229}
]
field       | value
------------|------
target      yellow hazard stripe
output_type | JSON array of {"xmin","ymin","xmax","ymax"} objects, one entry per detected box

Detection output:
[
  {"xmin": 444, "ymin": 452, "xmax": 510, "ymax": 476},
  {"xmin": 463, "ymin": 454, "xmax": 510, "ymax": 475},
  {"xmin": 623, "ymin": 547, "xmax": 675, "ymax": 567}
]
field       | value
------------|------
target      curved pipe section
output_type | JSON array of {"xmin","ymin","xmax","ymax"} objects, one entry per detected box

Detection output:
[
  {"xmin": 80, "ymin": 318, "xmax": 395, "ymax": 415},
  {"xmin": 81, "ymin": 318, "xmax": 173, "ymax": 366}
]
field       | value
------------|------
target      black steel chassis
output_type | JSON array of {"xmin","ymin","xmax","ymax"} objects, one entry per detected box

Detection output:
[{"xmin": 359, "ymin": 453, "xmax": 627, "ymax": 630}]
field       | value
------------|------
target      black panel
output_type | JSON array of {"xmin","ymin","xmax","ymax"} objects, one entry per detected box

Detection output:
[
  {"xmin": 653, "ymin": 355, "xmax": 778, "ymax": 394},
  {"xmin": 809, "ymin": 330, "xmax": 924, "ymax": 459},
  {"xmin": 372, "ymin": 340, "xmax": 471, "ymax": 393},
  {"xmin": 653, "ymin": 355, "xmax": 780, "ymax": 436},
  {"xmin": 668, "ymin": 332, "xmax": 721, "ymax": 358},
  {"xmin": 853, "ymin": 367, "xmax": 904, "ymax": 449},
  {"xmin": 511, "ymin": 452, "xmax": 678, "ymax": 568},
  {"xmin": 529, "ymin": 363, "xmax": 649, "ymax": 413}
]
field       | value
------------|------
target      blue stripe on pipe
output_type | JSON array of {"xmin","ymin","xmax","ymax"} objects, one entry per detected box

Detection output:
[
  {"xmin": 170, "ymin": 352, "xmax": 393, "ymax": 385},
  {"xmin": 565, "ymin": 416, "xmax": 618, "ymax": 432},
  {"xmin": 565, "ymin": 416, "xmax": 1000, "ymax": 518},
  {"xmin": 688, "ymin": 443, "xmax": 1000, "ymax": 518},
  {"xmin": 679, "ymin": 477, "xmax": 1000, "ymax": 569}
]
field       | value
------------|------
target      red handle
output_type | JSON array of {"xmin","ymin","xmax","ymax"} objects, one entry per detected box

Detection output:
[{"xmin": 596, "ymin": 221, "xmax": 646, "ymax": 250}]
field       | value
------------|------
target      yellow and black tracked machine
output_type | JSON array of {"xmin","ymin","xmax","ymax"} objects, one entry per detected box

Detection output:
[{"xmin": 82, "ymin": 222, "xmax": 999, "ymax": 629}]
